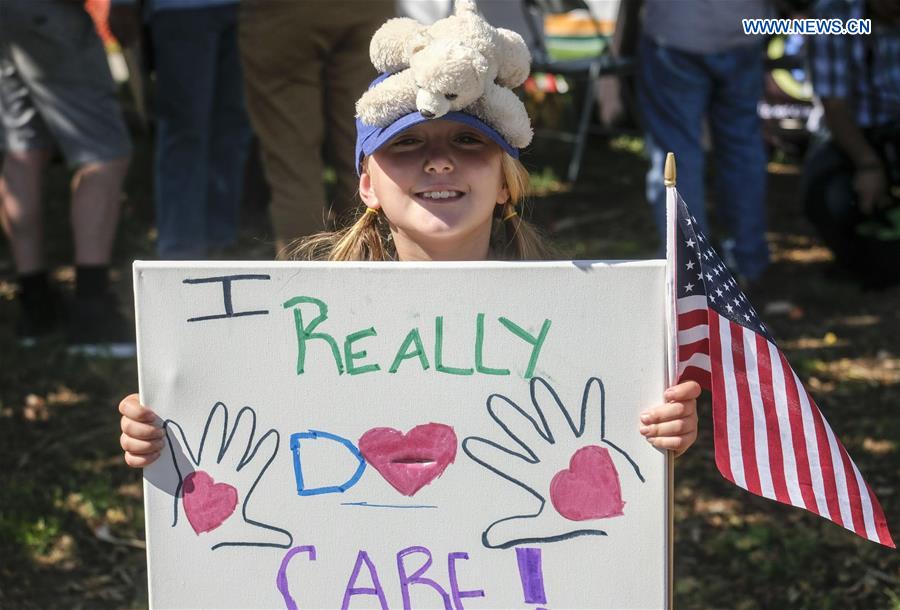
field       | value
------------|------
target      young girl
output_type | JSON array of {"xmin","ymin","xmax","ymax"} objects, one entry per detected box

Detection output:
[{"xmin": 118, "ymin": 12, "xmax": 700, "ymax": 467}]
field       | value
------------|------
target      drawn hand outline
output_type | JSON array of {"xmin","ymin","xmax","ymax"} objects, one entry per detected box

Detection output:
[
  {"xmin": 163, "ymin": 401, "xmax": 293, "ymax": 550},
  {"xmin": 462, "ymin": 376, "xmax": 644, "ymax": 549}
]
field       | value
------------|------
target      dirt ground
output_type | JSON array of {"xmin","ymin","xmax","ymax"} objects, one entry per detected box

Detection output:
[{"xmin": 0, "ymin": 126, "xmax": 897, "ymax": 609}]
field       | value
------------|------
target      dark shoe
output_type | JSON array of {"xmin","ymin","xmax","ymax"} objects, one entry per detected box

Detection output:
[
  {"xmin": 66, "ymin": 293, "xmax": 136, "ymax": 359},
  {"xmin": 17, "ymin": 292, "xmax": 63, "ymax": 347}
]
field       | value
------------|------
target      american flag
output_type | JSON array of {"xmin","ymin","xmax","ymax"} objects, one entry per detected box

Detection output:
[{"xmin": 667, "ymin": 187, "xmax": 894, "ymax": 547}]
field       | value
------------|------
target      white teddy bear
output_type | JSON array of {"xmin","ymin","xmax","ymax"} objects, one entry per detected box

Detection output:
[{"xmin": 355, "ymin": 0, "xmax": 533, "ymax": 148}]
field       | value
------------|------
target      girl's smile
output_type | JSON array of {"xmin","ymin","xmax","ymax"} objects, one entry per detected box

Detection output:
[{"xmin": 414, "ymin": 185, "xmax": 466, "ymax": 203}]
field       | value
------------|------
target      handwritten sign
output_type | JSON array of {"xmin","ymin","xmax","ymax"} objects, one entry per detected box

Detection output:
[{"xmin": 134, "ymin": 261, "xmax": 671, "ymax": 609}]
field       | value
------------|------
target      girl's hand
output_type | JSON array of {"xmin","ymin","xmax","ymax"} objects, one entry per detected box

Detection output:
[
  {"xmin": 118, "ymin": 393, "xmax": 164, "ymax": 468},
  {"xmin": 639, "ymin": 381, "xmax": 700, "ymax": 457}
]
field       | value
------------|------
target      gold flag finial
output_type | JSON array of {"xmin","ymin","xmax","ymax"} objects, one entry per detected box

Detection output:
[{"xmin": 664, "ymin": 152, "xmax": 676, "ymax": 187}]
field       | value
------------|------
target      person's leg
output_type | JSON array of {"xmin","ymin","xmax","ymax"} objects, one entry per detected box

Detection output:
[
  {"xmin": 69, "ymin": 155, "xmax": 132, "ymax": 353},
  {"xmin": 0, "ymin": 156, "xmax": 121, "ymax": 306},
  {"xmin": 66, "ymin": 152, "xmax": 132, "ymax": 354},
  {"xmin": 70, "ymin": 157, "xmax": 129, "ymax": 266},
  {"xmin": 151, "ymin": 8, "xmax": 218, "ymax": 259},
  {"xmin": 0, "ymin": 148, "xmax": 62, "ymax": 341},
  {"xmin": 802, "ymin": 137, "xmax": 860, "ymax": 270},
  {"xmin": 635, "ymin": 35, "xmax": 712, "ymax": 249},
  {"xmin": 0, "ymin": 28, "xmax": 62, "ymax": 340},
  {"xmin": 239, "ymin": 0, "xmax": 326, "ymax": 252},
  {"xmin": 205, "ymin": 3, "xmax": 251, "ymax": 253},
  {"xmin": 0, "ymin": 149, "xmax": 51, "ymax": 273},
  {"xmin": 322, "ymin": 1, "xmax": 390, "ymax": 224},
  {"xmin": 707, "ymin": 42, "xmax": 769, "ymax": 281}
]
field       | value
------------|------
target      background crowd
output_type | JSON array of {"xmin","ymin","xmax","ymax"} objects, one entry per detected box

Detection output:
[{"xmin": 0, "ymin": 0, "xmax": 897, "ymax": 355}]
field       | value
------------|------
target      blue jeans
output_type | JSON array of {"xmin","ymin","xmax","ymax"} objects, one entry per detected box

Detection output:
[
  {"xmin": 151, "ymin": 4, "xmax": 251, "ymax": 259},
  {"xmin": 636, "ymin": 35, "xmax": 769, "ymax": 280}
]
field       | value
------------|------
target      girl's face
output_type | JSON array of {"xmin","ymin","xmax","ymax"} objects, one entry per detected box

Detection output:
[{"xmin": 359, "ymin": 120, "xmax": 509, "ymax": 261}]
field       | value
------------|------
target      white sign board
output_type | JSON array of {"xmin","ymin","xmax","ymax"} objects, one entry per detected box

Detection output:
[{"xmin": 134, "ymin": 261, "xmax": 670, "ymax": 609}]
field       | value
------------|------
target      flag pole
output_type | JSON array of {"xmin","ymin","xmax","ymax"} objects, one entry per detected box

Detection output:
[{"xmin": 664, "ymin": 151, "xmax": 676, "ymax": 610}]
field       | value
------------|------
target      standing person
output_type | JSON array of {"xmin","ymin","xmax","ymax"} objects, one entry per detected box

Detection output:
[
  {"xmin": 116, "ymin": 4, "xmax": 701, "ymax": 467},
  {"xmin": 112, "ymin": 0, "xmax": 252, "ymax": 259},
  {"xmin": 0, "ymin": 0, "xmax": 133, "ymax": 354},
  {"xmin": 238, "ymin": 0, "xmax": 395, "ymax": 255},
  {"xmin": 635, "ymin": 0, "xmax": 772, "ymax": 285}
]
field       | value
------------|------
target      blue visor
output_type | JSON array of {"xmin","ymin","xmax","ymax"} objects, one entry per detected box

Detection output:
[{"xmin": 355, "ymin": 75, "xmax": 519, "ymax": 174}]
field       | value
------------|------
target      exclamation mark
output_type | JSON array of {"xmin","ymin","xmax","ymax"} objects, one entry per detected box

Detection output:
[{"xmin": 515, "ymin": 547, "xmax": 548, "ymax": 610}]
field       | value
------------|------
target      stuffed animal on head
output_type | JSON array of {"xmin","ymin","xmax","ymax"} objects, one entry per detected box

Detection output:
[{"xmin": 356, "ymin": 0, "xmax": 533, "ymax": 149}]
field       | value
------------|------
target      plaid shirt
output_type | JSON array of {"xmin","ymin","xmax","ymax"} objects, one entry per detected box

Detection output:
[{"xmin": 809, "ymin": 0, "xmax": 900, "ymax": 128}]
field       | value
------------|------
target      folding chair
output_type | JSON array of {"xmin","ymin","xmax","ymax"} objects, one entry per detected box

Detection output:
[{"xmin": 520, "ymin": 0, "xmax": 634, "ymax": 182}]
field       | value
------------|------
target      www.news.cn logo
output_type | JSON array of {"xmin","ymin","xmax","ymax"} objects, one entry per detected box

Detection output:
[{"xmin": 742, "ymin": 18, "xmax": 872, "ymax": 36}]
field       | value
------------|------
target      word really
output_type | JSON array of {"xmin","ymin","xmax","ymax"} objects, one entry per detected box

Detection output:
[{"xmin": 283, "ymin": 297, "xmax": 552, "ymax": 378}]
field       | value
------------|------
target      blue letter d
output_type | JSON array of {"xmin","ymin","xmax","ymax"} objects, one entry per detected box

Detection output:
[{"xmin": 290, "ymin": 430, "xmax": 366, "ymax": 496}]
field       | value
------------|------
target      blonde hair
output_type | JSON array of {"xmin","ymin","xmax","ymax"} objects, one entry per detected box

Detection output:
[{"xmin": 287, "ymin": 153, "xmax": 553, "ymax": 261}]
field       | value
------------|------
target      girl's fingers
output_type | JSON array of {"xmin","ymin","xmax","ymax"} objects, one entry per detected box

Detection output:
[
  {"xmin": 641, "ymin": 389, "xmax": 700, "ymax": 457},
  {"xmin": 124, "ymin": 451, "xmax": 161, "ymax": 468},
  {"xmin": 118, "ymin": 394, "xmax": 164, "ymax": 468},
  {"xmin": 640, "ymin": 400, "xmax": 696, "ymax": 425},
  {"xmin": 664, "ymin": 380, "xmax": 701, "ymax": 402},
  {"xmin": 120, "ymin": 415, "xmax": 164, "ymax": 441},
  {"xmin": 646, "ymin": 432, "xmax": 697, "ymax": 457},
  {"xmin": 120, "ymin": 432, "xmax": 165, "ymax": 455},
  {"xmin": 640, "ymin": 418, "xmax": 694, "ymax": 439},
  {"xmin": 118, "ymin": 393, "xmax": 156, "ymax": 422}
]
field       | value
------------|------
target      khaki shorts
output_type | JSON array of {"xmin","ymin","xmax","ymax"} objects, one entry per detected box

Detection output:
[{"xmin": 0, "ymin": 0, "xmax": 131, "ymax": 167}]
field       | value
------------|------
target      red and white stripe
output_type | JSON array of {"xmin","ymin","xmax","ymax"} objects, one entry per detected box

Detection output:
[
  {"xmin": 705, "ymin": 310, "xmax": 894, "ymax": 547},
  {"xmin": 676, "ymin": 294, "xmax": 711, "ymax": 388}
]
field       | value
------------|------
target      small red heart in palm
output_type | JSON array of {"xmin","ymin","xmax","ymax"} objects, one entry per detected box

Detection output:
[
  {"xmin": 550, "ymin": 445, "xmax": 625, "ymax": 521},
  {"xmin": 182, "ymin": 471, "xmax": 238, "ymax": 534}
]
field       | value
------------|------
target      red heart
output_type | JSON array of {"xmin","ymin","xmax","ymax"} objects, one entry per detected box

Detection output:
[
  {"xmin": 182, "ymin": 470, "xmax": 238, "ymax": 534},
  {"xmin": 550, "ymin": 445, "xmax": 625, "ymax": 521},
  {"xmin": 358, "ymin": 423, "xmax": 457, "ymax": 496}
]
